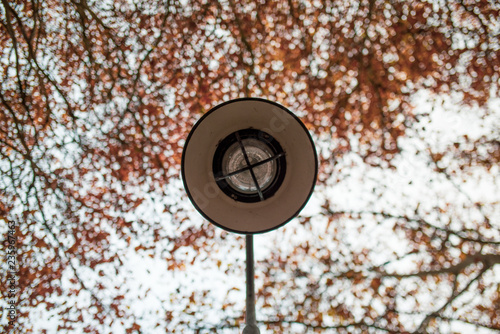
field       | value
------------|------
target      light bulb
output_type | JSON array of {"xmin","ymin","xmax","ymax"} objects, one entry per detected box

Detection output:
[{"xmin": 222, "ymin": 139, "xmax": 277, "ymax": 193}]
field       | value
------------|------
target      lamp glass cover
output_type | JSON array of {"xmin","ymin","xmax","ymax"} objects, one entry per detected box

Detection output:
[{"xmin": 222, "ymin": 138, "xmax": 277, "ymax": 194}]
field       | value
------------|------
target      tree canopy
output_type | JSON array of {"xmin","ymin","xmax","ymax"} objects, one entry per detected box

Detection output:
[{"xmin": 1, "ymin": 0, "xmax": 499, "ymax": 333}]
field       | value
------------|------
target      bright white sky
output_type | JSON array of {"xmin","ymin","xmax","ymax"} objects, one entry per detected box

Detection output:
[{"xmin": 2, "ymin": 91, "xmax": 498, "ymax": 333}]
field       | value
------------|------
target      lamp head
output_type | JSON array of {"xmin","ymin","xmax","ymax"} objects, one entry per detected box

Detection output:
[{"xmin": 181, "ymin": 98, "xmax": 317, "ymax": 234}]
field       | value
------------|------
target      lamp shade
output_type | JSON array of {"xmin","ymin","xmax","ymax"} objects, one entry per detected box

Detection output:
[{"xmin": 181, "ymin": 98, "xmax": 317, "ymax": 234}]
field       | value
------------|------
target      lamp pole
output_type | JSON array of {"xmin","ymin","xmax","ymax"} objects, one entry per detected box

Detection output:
[{"xmin": 243, "ymin": 235, "xmax": 260, "ymax": 334}]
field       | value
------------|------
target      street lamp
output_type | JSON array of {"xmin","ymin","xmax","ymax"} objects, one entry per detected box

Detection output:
[{"xmin": 182, "ymin": 98, "xmax": 317, "ymax": 332}]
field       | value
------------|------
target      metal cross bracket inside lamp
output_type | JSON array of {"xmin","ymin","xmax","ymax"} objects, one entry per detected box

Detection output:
[{"xmin": 182, "ymin": 98, "xmax": 318, "ymax": 333}]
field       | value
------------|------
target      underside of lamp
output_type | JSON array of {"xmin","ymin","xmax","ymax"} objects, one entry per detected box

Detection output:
[{"xmin": 182, "ymin": 98, "xmax": 317, "ymax": 234}]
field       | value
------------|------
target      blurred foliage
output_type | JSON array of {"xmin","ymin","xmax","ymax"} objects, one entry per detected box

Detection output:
[{"xmin": 0, "ymin": 0, "xmax": 499, "ymax": 333}]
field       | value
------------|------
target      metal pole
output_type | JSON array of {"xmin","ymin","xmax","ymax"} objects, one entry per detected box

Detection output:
[{"xmin": 243, "ymin": 235, "xmax": 260, "ymax": 334}]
